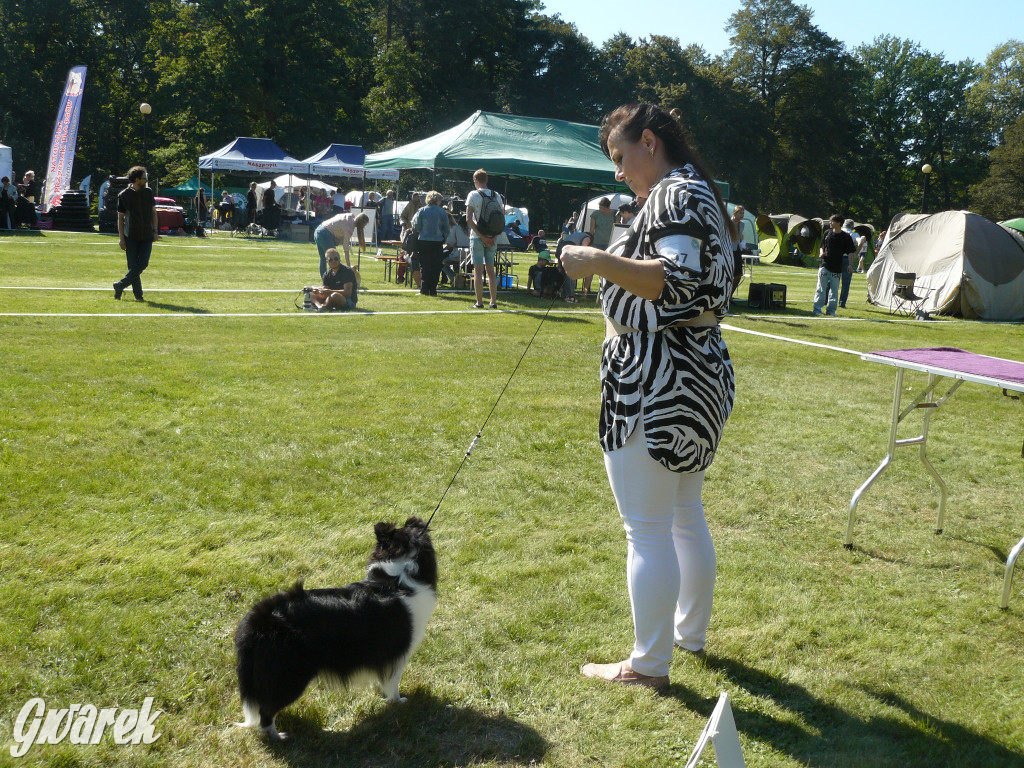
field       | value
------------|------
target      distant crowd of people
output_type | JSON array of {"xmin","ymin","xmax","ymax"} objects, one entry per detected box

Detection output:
[{"xmin": 0, "ymin": 170, "xmax": 41, "ymax": 229}]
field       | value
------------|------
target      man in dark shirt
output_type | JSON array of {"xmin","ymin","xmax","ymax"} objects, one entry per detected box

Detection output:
[
  {"xmin": 813, "ymin": 214, "xmax": 856, "ymax": 316},
  {"xmin": 246, "ymin": 182, "xmax": 258, "ymax": 226},
  {"xmin": 114, "ymin": 165, "xmax": 158, "ymax": 301},
  {"xmin": 308, "ymin": 248, "xmax": 358, "ymax": 311}
]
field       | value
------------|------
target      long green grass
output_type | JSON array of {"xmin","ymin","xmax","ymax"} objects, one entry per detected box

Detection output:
[{"xmin": 1, "ymin": 230, "xmax": 1022, "ymax": 767}]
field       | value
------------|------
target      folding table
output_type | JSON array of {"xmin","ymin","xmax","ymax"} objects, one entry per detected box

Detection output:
[{"xmin": 846, "ymin": 347, "xmax": 1024, "ymax": 608}]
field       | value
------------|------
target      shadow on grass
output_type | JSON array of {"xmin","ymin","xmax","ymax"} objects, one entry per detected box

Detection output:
[
  {"xmin": 0, "ymin": 228, "xmax": 46, "ymax": 237},
  {"xmin": 426, "ymin": 288, "xmax": 599, "ymax": 319},
  {"xmin": 266, "ymin": 691, "xmax": 549, "ymax": 768},
  {"xmin": 692, "ymin": 655, "xmax": 1023, "ymax": 767},
  {"xmin": 138, "ymin": 299, "xmax": 211, "ymax": 313}
]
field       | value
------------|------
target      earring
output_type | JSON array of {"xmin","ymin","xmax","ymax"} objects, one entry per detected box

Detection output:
[{"xmin": 648, "ymin": 146, "xmax": 654, "ymax": 157}]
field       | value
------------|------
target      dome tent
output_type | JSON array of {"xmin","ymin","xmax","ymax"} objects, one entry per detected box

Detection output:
[{"xmin": 866, "ymin": 210, "xmax": 1024, "ymax": 320}]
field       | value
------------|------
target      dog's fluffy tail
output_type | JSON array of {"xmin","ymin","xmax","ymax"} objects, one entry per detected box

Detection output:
[{"xmin": 235, "ymin": 581, "xmax": 306, "ymax": 727}]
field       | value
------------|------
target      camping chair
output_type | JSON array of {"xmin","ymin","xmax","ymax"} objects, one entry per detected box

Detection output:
[{"xmin": 891, "ymin": 272, "xmax": 930, "ymax": 318}]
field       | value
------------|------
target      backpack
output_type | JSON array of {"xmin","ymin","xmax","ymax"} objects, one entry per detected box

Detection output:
[{"xmin": 475, "ymin": 189, "xmax": 505, "ymax": 237}]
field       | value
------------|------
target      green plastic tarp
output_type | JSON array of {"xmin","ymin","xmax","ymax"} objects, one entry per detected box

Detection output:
[{"xmin": 364, "ymin": 111, "xmax": 624, "ymax": 188}]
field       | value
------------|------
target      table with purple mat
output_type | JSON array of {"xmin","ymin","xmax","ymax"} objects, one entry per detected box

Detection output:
[{"xmin": 847, "ymin": 347, "xmax": 1024, "ymax": 608}]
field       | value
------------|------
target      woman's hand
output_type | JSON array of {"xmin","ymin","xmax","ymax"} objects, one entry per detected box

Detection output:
[
  {"xmin": 563, "ymin": 247, "xmax": 667, "ymax": 301},
  {"xmin": 559, "ymin": 245, "xmax": 598, "ymax": 279}
]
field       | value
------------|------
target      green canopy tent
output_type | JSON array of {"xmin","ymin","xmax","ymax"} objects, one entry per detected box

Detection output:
[
  {"xmin": 363, "ymin": 111, "xmax": 625, "ymax": 188},
  {"xmin": 161, "ymin": 176, "xmax": 213, "ymax": 199}
]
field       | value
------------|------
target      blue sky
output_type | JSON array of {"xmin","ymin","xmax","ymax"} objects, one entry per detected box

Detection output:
[{"xmin": 538, "ymin": 0, "xmax": 1020, "ymax": 64}]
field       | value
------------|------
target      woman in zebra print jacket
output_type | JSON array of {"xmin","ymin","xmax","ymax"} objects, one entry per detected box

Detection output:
[{"xmin": 563, "ymin": 103, "xmax": 737, "ymax": 690}]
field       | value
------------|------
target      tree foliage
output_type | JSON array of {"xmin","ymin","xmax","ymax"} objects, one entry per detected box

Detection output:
[
  {"xmin": 971, "ymin": 114, "xmax": 1024, "ymax": 221},
  {"xmin": 0, "ymin": 0, "xmax": 1019, "ymax": 228}
]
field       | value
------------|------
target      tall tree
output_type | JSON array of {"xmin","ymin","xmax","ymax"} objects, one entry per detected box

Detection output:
[
  {"xmin": 970, "ymin": 40, "xmax": 1024, "ymax": 146},
  {"xmin": 970, "ymin": 114, "xmax": 1024, "ymax": 221},
  {"xmin": 0, "ymin": 0, "xmax": 103, "ymax": 175},
  {"xmin": 912, "ymin": 55, "xmax": 989, "ymax": 212},
  {"xmin": 725, "ymin": 0, "xmax": 848, "ymax": 211},
  {"xmin": 361, "ymin": 0, "xmax": 539, "ymax": 147},
  {"xmin": 854, "ymin": 36, "xmax": 920, "ymax": 225}
]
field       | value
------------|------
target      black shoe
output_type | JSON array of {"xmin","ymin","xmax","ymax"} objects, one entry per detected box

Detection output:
[{"xmin": 113, "ymin": 282, "xmax": 123, "ymax": 300}]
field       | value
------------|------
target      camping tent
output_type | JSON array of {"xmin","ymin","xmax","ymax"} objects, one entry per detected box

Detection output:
[
  {"xmin": 575, "ymin": 193, "xmax": 635, "ymax": 242},
  {"xmin": 754, "ymin": 214, "xmax": 826, "ymax": 266},
  {"xmin": 851, "ymin": 222, "xmax": 876, "ymax": 267},
  {"xmin": 1000, "ymin": 218, "xmax": 1024, "ymax": 236},
  {"xmin": 755, "ymin": 214, "xmax": 787, "ymax": 263},
  {"xmin": 364, "ymin": 111, "xmax": 622, "ymax": 187},
  {"xmin": 0, "ymin": 142, "xmax": 12, "ymax": 182},
  {"xmin": 199, "ymin": 137, "xmax": 308, "ymax": 175},
  {"xmin": 727, "ymin": 203, "xmax": 759, "ymax": 255},
  {"xmin": 162, "ymin": 176, "xmax": 213, "ymax": 198},
  {"xmin": 866, "ymin": 210, "xmax": 1024, "ymax": 320},
  {"xmin": 504, "ymin": 205, "xmax": 530, "ymax": 234}
]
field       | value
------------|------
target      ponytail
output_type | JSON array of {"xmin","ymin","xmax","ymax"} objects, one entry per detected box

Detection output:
[{"xmin": 601, "ymin": 103, "xmax": 736, "ymax": 240}]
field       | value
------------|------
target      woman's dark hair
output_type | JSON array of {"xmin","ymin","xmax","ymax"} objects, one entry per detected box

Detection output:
[{"xmin": 600, "ymin": 103, "xmax": 736, "ymax": 239}]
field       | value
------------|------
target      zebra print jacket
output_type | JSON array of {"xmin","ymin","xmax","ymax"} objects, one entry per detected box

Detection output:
[{"xmin": 599, "ymin": 165, "xmax": 736, "ymax": 472}]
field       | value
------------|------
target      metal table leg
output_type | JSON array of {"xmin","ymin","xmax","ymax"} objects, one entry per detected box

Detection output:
[
  {"xmin": 846, "ymin": 368, "xmax": 904, "ymax": 548},
  {"xmin": 1001, "ymin": 536, "xmax": 1024, "ymax": 609},
  {"xmin": 919, "ymin": 373, "xmax": 949, "ymax": 534},
  {"xmin": 845, "ymin": 370, "xmax": 957, "ymax": 547}
]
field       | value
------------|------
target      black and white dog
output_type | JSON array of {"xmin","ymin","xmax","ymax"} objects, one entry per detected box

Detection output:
[{"xmin": 235, "ymin": 516, "xmax": 437, "ymax": 740}]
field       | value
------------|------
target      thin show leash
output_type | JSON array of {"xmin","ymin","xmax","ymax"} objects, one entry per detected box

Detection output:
[{"xmin": 425, "ymin": 292, "xmax": 561, "ymax": 529}]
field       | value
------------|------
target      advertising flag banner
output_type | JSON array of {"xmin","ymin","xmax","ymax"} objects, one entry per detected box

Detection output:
[{"xmin": 43, "ymin": 66, "xmax": 88, "ymax": 211}]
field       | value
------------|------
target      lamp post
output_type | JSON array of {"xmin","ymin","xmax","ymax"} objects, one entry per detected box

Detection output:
[
  {"xmin": 921, "ymin": 163, "xmax": 932, "ymax": 214},
  {"xmin": 139, "ymin": 102, "xmax": 152, "ymax": 166}
]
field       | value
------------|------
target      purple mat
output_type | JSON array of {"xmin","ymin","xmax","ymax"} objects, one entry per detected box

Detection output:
[{"xmin": 872, "ymin": 347, "xmax": 1024, "ymax": 386}]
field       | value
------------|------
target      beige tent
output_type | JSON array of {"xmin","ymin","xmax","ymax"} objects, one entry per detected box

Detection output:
[{"xmin": 866, "ymin": 210, "xmax": 1024, "ymax": 320}]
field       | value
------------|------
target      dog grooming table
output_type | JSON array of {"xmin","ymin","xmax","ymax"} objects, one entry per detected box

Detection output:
[{"xmin": 846, "ymin": 347, "xmax": 1024, "ymax": 608}]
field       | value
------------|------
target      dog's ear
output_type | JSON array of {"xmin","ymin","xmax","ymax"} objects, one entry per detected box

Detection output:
[
  {"xmin": 404, "ymin": 516, "xmax": 426, "ymax": 530},
  {"xmin": 374, "ymin": 522, "xmax": 396, "ymax": 543}
]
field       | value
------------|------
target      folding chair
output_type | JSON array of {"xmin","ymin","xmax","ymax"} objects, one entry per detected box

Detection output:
[{"xmin": 891, "ymin": 272, "xmax": 929, "ymax": 317}]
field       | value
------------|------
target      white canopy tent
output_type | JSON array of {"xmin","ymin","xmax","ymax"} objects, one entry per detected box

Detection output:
[{"xmin": 0, "ymin": 142, "xmax": 12, "ymax": 182}]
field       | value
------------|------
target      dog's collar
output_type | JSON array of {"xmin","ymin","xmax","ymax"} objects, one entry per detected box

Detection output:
[{"xmin": 367, "ymin": 558, "xmax": 421, "ymax": 590}]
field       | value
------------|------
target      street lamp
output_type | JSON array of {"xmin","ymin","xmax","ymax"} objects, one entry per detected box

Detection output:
[
  {"xmin": 139, "ymin": 102, "xmax": 152, "ymax": 166},
  {"xmin": 921, "ymin": 163, "xmax": 932, "ymax": 214}
]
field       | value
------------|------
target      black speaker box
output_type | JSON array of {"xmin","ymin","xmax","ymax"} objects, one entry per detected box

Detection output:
[{"xmin": 747, "ymin": 282, "xmax": 787, "ymax": 310}]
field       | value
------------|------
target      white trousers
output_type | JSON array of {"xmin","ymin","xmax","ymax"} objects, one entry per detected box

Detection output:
[{"xmin": 603, "ymin": 429, "xmax": 716, "ymax": 677}]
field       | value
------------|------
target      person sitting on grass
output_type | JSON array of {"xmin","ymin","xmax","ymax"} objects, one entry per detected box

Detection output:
[
  {"xmin": 308, "ymin": 248, "xmax": 358, "ymax": 311},
  {"xmin": 553, "ymin": 229, "xmax": 591, "ymax": 303},
  {"xmin": 526, "ymin": 229, "xmax": 555, "ymax": 296}
]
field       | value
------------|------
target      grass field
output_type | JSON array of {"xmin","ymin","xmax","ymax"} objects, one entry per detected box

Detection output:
[{"xmin": 1, "ymin": 230, "xmax": 1022, "ymax": 767}]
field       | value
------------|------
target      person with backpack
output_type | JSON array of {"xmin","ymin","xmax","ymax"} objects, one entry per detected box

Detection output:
[{"xmin": 465, "ymin": 168, "xmax": 504, "ymax": 309}]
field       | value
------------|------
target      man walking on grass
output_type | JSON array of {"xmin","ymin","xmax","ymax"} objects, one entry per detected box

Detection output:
[
  {"xmin": 114, "ymin": 166, "xmax": 159, "ymax": 301},
  {"xmin": 813, "ymin": 214, "xmax": 856, "ymax": 317},
  {"xmin": 465, "ymin": 168, "xmax": 501, "ymax": 309}
]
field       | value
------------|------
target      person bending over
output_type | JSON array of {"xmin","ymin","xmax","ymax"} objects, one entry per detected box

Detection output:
[
  {"xmin": 308, "ymin": 248, "xmax": 358, "ymax": 311},
  {"xmin": 313, "ymin": 211, "xmax": 369, "ymax": 275}
]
